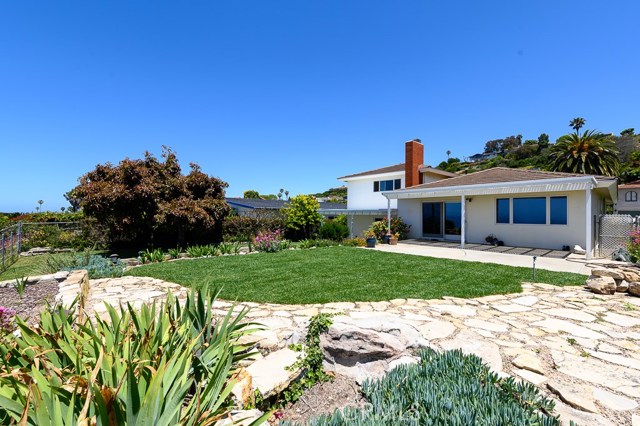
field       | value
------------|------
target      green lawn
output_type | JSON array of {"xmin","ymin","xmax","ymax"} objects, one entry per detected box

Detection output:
[
  {"xmin": 0, "ymin": 254, "xmax": 64, "ymax": 281},
  {"xmin": 127, "ymin": 247, "xmax": 585, "ymax": 304}
]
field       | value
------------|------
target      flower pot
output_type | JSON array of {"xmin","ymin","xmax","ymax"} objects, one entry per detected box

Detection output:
[
  {"xmin": 389, "ymin": 237, "xmax": 398, "ymax": 245},
  {"xmin": 382, "ymin": 235, "xmax": 390, "ymax": 244},
  {"xmin": 366, "ymin": 237, "xmax": 376, "ymax": 248}
]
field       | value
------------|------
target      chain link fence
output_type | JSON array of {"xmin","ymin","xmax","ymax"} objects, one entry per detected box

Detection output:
[
  {"xmin": 598, "ymin": 214, "xmax": 638, "ymax": 258},
  {"xmin": 0, "ymin": 221, "xmax": 88, "ymax": 272}
]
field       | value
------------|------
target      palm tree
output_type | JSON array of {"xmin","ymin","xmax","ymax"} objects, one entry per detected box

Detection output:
[
  {"xmin": 446, "ymin": 150, "xmax": 451, "ymax": 159},
  {"xmin": 549, "ymin": 123, "xmax": 619, "ymax": 176},
  {"xmin": 569, "ymin": 117, "xmax": 586, "ymax": 132},
  {"xmin": 36, "ymin": 200, "xmax": 44, "ymax": 212}
]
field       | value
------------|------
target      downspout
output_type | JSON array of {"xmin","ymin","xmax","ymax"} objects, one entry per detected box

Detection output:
[{"xmin": 585, "ymin": 185, "xmax": 593, "ymax": 260}]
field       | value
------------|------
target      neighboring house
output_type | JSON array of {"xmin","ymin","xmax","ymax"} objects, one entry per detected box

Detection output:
[
  {"xmin": 616, "ymin": 180, "xmax": 640, "ymax": 216},
  {"xmin": 334, "ymin": 140, "xmax": 456, "ymax": 237},
  {"xmin": 225, "ymin": 198, "xmax": 346, "ymax": 218},
  {"xmin": 465, "ymin": 152, "xmax": 497, "ymax": 162},
  {"xmin": 339, "ymin": 139, "xmax": 618, "ymax": 258}
]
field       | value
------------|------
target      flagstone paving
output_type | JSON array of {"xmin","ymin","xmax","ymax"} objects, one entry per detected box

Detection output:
[{"xmin": 84, "ymin": 278, "xmax": 640, "ymax": 426}]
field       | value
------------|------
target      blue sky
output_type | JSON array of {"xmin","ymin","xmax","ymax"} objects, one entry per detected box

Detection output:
[{"xmin": 1, "ymin": 1, "xmax": 639, "ymax": 212}]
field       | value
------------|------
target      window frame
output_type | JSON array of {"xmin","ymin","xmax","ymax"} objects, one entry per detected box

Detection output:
[{"xmin": 625, "ymin": 191, "xmax": 638, "ymax": 202}]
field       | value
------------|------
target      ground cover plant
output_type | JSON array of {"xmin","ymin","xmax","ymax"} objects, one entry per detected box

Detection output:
[
  {"xmin": 127, "ymin": 247, "xmax": 585, "ymax": 304},
  {"xmin": 0, "ymin": 290, "xmax": 268, "ymax": 425},
  {"xmin": 283, "ymin": 348, "xmax": 568, "ymax": 426}
]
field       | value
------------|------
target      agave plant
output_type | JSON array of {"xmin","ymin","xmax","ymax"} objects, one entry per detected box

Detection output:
[{"xmin": 0, "ymin": 290, "xmax": 269, "ymax": 425}]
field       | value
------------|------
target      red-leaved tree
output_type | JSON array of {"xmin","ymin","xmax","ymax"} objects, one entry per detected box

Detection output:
[{"xmin": 70, "ymin": 147, "xmax": 230, "ymax": 247}]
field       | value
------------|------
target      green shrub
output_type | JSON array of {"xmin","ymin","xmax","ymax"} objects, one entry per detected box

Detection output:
[
  {"xmin": 318, "ymin": 220, "xmax": 349, "ymax": 241},
  {"xmin": 286, "ymin": 348, "xmax": 563, "ymax": 426},
  {"xmin": 0, "ymin": 290, "xmax": 268, "ymax": 425},
  {"xmin": 366, "ymin": 217, "xmax": 411, "ymax": 242},
  {"xmin": 297, "ymin": 239, "xmax": 337, "ymax": 249},
  {"xmin": 141, "ymin": 248, "xmax": 165, "ymax": 263},
  {"xmin": 186, "ymin": 244, "xmax": 219, "ymax": 258},
  {"xmin": 60, "ymin": 254, "xmax": 125, "ymax": 279},
  {"xmin": 342, "ymin": 237, "xmax": 366, "ymax": 247},
  {"xmin": 223, "ymin": 215, "xmax": 286, "ymax": 242}
]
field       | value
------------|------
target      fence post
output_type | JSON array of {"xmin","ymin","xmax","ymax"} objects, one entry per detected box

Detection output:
[
  {"xmin": 1, "ymin": 232, "xmax": 5, "ymax": 272},
  {"xmin": 9, "ymin": 229, "xmax": 14, "ymax": 262},
  {"xmin": 16, "ymin": 222, "xmax": 22, "ymax": 254}
]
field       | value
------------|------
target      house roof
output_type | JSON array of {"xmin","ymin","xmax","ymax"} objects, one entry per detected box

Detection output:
[
  {"xmin": 406, "ymin": 167, "xmax": 613, "ymax": 190},
  {"xmin": 619, "ymin": 180, "xmax": 640, "ymax": 189},
  {"xmin": 338, "ymin": 164, "xmax": 457, "ymax": 180},
  {"xmin": 338, "ymin": 163, "xmax": 405, "ymax": 180},
  {"xmin": 226, "ymin": 198, "xmax": 346, "ymax": 210}
]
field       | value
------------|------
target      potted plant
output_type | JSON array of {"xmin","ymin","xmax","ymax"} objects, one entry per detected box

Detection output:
[
  {"xmin": 364, "ymin": 229, "xmax": 377, "ymax": 248},
  {"xmin": 389, "ymin": 232, "xmax": 399, "ymax": 245}
]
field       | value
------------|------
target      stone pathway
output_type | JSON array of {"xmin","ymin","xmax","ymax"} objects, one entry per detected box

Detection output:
[{"xmin": 86, "ymin": 277, "xmax": 640, "ymax": 426}]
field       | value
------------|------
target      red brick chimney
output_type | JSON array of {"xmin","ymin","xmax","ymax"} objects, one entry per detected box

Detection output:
[{"xmin": 405, "ymin": 139, "xmax": 424, "ymax": 188}]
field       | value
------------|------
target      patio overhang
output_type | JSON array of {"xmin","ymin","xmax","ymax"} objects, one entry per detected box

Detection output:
[{"xmin": 381, "ymin": 175, "xmax": 600, "ymax": 200}]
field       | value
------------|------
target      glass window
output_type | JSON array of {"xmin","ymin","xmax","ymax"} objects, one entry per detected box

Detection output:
[
  {"xmin": 444, "ymin": 202, "xmax": 461, "ymax": 235},
  {"xmin": 496, "ymin": 198, "xmax": 510, "ymax": 224},
  {"xmin": 422, "ymin": 202, "xmax": 442, "ymax": 236},
  {"xmin": 550, "ymin": 196, "xmax": 567, "ymax": 225},
  {"xmin": 381, "ymin": 180, "xmax": 394, "ymax": 191},
  {"xmin": 394, "ymin": 179, "xmax": 401, "ymax": 190},
  {"xmin": 373, "ymin": 181, "xmax": 379, "ymax": 192},
  {"xmin": 626, "ymin": 191, "xmax": 638, "ymax": 202},
  {"xmin": 513, "ymin": 197, "xmax": 546, "ymax": 224}
]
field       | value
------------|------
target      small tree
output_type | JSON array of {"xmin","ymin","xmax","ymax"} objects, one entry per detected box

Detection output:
[{"xmin": 281, "ymin": 195, "xmax": 322, "ymax": 240}]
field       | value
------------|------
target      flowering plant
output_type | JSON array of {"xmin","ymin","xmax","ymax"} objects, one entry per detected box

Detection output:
[
  {"xmin": 0, "ymin": 306, "xmax": 16, "ymax": 334},
  {"xmin": 255, "ymin": 229, "xmax": 284, "ymax": 253},
  {"xmin": 629, "ymin": 228, "xmax": 640, "ymax": 263}
]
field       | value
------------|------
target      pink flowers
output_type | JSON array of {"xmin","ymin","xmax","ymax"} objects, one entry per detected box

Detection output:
[
  {"xmin": 255, "ymin": 230, "xmax": 283, "ymax": 252},
  {"xmin": 0, "ymin": 306, "xmax": 16, "ymax": 334},
  {"xmin": 629, "ymin": 228, "xmax": 640, "ymax": 263}
]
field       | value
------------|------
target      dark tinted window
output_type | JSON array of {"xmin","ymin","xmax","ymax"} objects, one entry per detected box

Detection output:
[
  {"xmin": 513, "ymin": 197, "xmax": 546, "ymax": 224},
  {"xmin": 496, "ymin": 198, "xmax": 510, "ymax": 224},
  {"xmin": 550, "ymin": 196, "xmax": 567, "ymax": 225},
  {"xmin": 394, "ymin": 179, "xmax": 401, "ymax": 189},
  {"xmin": 373, "ymin": 181, "xmax": 379, "ymax": 192}
]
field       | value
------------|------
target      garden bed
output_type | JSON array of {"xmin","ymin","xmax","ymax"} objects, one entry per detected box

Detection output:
[{"xmin": 0, "ymin": 280, "xmax": 59, "ymax": 325}]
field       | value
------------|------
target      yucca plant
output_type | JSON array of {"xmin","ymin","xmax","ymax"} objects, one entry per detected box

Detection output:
[{"xmin": 0, "ymin": 290, "xmax": 269, "ymax": 425}]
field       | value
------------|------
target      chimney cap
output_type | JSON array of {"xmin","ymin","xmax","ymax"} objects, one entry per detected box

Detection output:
[{"xmin": 407, "ymin": 138, "xmax": 422, "ymax": 143}]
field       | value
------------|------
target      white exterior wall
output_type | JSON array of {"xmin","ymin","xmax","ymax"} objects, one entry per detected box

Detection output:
[
  {"xmin": 345, "ymin": 172, "xmax": 403, "ymax": 210},
  {"xmin": 398, "ymin": 190, "xmax": 605, "ymax": 250},
  {"xmin": 617, "ymin": 188, "xmax": 640, "ymax": 213}
]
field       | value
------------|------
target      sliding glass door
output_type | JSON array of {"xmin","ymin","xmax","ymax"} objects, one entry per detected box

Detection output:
[{"xmin": 422, "ymin": 201, "xmax": 462, "ymax": 239}]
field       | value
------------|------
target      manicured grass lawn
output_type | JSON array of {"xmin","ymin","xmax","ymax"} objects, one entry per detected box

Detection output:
[
  {"xmin": 0, "ymin": 254, "xmax": 66, "ymax": 281},
  {"xmin": 127, "ymin": 247, "xmax": 585, "ymax": 304}
]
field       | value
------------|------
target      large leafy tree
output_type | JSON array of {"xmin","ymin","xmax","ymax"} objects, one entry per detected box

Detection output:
[
  {"xmin": 70, "ymin": 147, "xmax": 230, "ymax": 247},
  {"xmin": 549, "ymin": 118, "xmax": 620, "ymax": 176},
  {"xmin": 281, "ymin": 195, "xmax": 322, "ymax": 239}
]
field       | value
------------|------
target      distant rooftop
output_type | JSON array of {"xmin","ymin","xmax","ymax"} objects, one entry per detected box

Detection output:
[
  {"xmin": 619, "ymin": 180, "xmax": 640, "ymax": 189},
  {"xmin": 338, "ymin": 164, "xmax": 456, "ymax": 180}
]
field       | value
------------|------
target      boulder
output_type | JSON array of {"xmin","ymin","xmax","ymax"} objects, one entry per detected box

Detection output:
[
  {"xmin": 572, "ymin": 245, "xmax": 586, "ymax": 255},
  {"xmin": 616, "ymin": 280, "xmax": 629, "ymax": 293},
  {"xmin": 230, "ymin": 368, "xmax": 253, "ymax": 407},
  {"xmin": 591, "ymin": 268, "xmax": 625, "ymax": 280},
  {"xmin": 214, "ymin": 409, "xmax": 264, "ymax": 426},
  {"xmin": 629, "ymin": 282, "xmax": 640, "ymax": 297},
  {"xmin": 246, "ymin": 348, "xmax": 302, "ymax": 398},
  {"xmin": 621, "ymin": 269, "xmax": 640, "ymax": 283},
  {"xmin": 585, "ymin": 276, "xmax": 616, "ymax": 295},
  {"xmin": 321, "ymin": 316, "xmax": 428, "ymax": 382}
]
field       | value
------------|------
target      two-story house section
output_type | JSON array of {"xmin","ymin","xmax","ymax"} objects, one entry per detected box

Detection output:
[
  {"xmin": 617, "ymin": 180, "xmax": 640, "ymax": 216},
  {"xmin": 333, "ymin": 139, "xmax": 456, "ymax": 237}
]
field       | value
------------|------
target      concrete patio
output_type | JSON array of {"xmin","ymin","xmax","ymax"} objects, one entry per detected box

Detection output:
[{"xmin": 373, "ymin": 239, "xmax": 594, "ymax": 274}]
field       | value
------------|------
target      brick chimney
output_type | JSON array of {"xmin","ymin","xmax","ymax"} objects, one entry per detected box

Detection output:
[{"xmin": 405, "ymin": 139, "xmax": 424, "ymax": 188}]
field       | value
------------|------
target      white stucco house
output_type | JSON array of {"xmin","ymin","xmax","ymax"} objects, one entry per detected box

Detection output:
[
  {"xmin": 616, "ymin": 180, "xmax": 640, "ymax": 216},
  {"xmin": 337, "ymin": 139, "xmax": 618, "ymax": 259}
]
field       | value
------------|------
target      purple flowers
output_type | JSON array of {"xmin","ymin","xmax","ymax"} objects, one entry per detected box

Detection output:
[
  {"xmin": 629, "ymin": 228, "xmax": 640, "ymax": 262},
  {"xmin": 0, "ymin": 306, "xmax": 16, "ymax": 334},
  {"xmin": 255, "ymin": 230, "xmax": 283, "ymax": 253}
]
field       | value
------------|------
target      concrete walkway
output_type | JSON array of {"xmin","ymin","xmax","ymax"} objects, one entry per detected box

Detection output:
[{"xmin": 373, "ymin": 241, "xmax": 593, "ymax": 274}]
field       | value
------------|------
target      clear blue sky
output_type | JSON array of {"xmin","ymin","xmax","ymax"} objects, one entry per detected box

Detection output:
[{"xmin": 1, "ymin": 1, "xmax": 639, "ymax": 212}]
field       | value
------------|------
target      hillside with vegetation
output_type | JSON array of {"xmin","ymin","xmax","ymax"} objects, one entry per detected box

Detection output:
[{"xmin": 437, "ymin": 120, "xmax": 640, "ymax": 182}]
